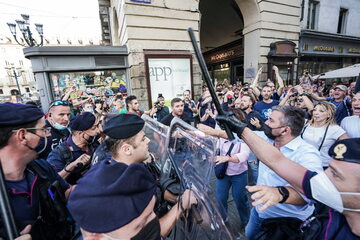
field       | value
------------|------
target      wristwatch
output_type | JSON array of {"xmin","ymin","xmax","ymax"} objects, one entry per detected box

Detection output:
[{"xmin": 277, "ymin": 186, "xmax": 289, "ymax": 203}]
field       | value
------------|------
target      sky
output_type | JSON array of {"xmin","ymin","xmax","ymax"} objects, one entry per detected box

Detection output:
[{"xmin": 0, "ymin": 0, "xmax": 101, "ymax": 40}]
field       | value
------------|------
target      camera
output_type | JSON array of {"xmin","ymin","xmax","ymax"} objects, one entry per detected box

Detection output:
[
  {"xmin": 243, "ymin": 87, "xmax": 249, "ymax": 92},
  {"xmin": 154, "ymin": 101, "xmax": 162, "ymax": 111},
  {"xmin": 184, "ymin": 102, "xmax": 189, "ymax": 108}
]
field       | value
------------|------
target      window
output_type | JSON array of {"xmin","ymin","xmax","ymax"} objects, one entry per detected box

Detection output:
[
  {"xmin": 25, "ymin": 88, "xmax": 30, "ymax": 93},
  {"xmin": 337, "ymin": 8, "xmax": 348, "ymax": 34},
  {"xmin": 0, "ymin": 89, "xmax": 3, "ymax": 95},
  {"xmin": 307, "ymin": 1, "xmax": 319, "ymax": 30}
]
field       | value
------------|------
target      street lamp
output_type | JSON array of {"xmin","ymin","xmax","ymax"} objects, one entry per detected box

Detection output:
[
  {"xmin": 7, "ymin": 14, "xmax": 43, "ymax": 47},
  {"xmin": 5, "ymin": 62, "xmax": 23, "ymax": 96}
]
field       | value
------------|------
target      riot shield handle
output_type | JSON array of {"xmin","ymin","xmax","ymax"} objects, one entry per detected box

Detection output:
[
  {"xmin": 187, "ymin": 28, "xmax": 235, "ymax": 141},
  {"xmin": 0, "ymin": 160, "xmax": 19, "ymax": 239}
]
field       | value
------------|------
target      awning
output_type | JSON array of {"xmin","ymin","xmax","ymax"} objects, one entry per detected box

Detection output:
[{"xmin": 315, "ymin": 64, "xmax": 360, "ymax": 79}]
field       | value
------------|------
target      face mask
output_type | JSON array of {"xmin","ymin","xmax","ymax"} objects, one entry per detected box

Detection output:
[
  {"xmin": 310, "ymin": 171, "xmax": 360, "ymax": 213},
  {"xmin": 263, "ymin": 125, "xmax": 277, "ymax": 140},
  {"xmin": 84, "ymin": 109, "xmax": 94, "ymax": 113},
  {"xmin": 28, "ymin": 135, "xmax": 52, "ymax": 154},
  {"xmin": 83, "ymin": 133, "xmax": 96, "ymax": 144},
  {"xmin": 53, "ymin": 122, "xmax": 68, "ymax": 131}
]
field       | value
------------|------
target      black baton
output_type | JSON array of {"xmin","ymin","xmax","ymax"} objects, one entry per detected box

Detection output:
[
  {"xmin": 0, "ymin": 161, "xmax": 19, "ymax": 239},
  {"xmin": 187, "ymin": 28, "xmax": 235, "ymax": 140}
]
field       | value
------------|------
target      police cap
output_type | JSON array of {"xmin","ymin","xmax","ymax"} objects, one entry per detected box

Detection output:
[
  {"xmin": 68, "ymin": 160, "xmax": 156, "ymax": 233},
  {"xmin": 69, "ymin": 112, "xmax": 96, "ymax": 131},
  {"xmin": 0, "ymin": 103, "xmax": 44, "ymax": 127},
  {"xmin": 328, "ymin": 138, "xmax": 360, "ymax": 164},
  {"xmin": 103, "ymin": 114, "xmax": 144, "ymax": 139}
]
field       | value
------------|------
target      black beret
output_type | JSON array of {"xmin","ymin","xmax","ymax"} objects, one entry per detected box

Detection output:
[
  {"xmin": 328, "ymin": 138, "xmax": 360, "ymax": 164},
  {"xmin": 69, "ymin": 112, "xmax": 96, "ymax": 131},
  {"xmin": 68, "ymin": 160, "xmax": 156, "ymax": 233},
  {"xmin": 103, "ymin": 114, "xmax": 145, "ymax": 139},
  {"xmin": 0, "ymin": 103, "xmax": 44, "ymax": 127}
]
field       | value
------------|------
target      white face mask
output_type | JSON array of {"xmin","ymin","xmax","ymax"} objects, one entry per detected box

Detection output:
[{"xmin": 310, "ymin": 171, "xmax": 360, "ymax": 213}]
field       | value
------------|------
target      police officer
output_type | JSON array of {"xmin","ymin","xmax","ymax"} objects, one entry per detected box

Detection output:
[
  {"xmin": 68, "ymin": 114, "xmax": 196, "ymax": 239},
  {"xmin": 0, "ymin": 103, "xmax": 74, "ymax": 239},
  {"xmin": 217, "ymin": 115, "xmax": 360, "ymax": 239},
  {"xmin": 47, "ymin": 112, "xmax": 100, "ymax": 184},
  {"xmin": 42, "ymin": 100, "xmax": 71, "ymax": 157}
]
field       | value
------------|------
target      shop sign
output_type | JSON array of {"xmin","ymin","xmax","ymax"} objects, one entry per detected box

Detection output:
[
  {"xmin": 268, "ymin": 41, "xmax": 297, "ymax": 57},
  {"xmin": 204, "ymin": 43, "xmax": 243, "ymax": 65},
  {"xmin": 348, "ymin": 48, "xmax": 360, "ymax": 54},
  {"xmin": 148, "ymin": 58, "xmax": 191, "ymax": 102},
  {"xmin": 313, "ymin": 46, "xmax": 335, "ymax": 52},
  {"xmin": 130, "ymin": 0, "xmax": 151, "ymax": 3}
]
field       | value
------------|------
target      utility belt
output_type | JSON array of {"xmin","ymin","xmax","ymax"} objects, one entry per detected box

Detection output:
[{"xmin": 2, "ymin": 161, "xmax": 75, "ymax": 240}]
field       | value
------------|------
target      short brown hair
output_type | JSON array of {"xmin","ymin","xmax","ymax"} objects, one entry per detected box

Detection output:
[{"xmin": 171, "ymin": 98, "xmax": 182, "ymax": 107}]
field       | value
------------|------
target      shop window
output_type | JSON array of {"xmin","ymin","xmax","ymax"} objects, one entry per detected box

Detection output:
[
  {"xmin": 0, "ymin": 89, "xmax": 3, "ymax": 95},
  {"xmin": 337, "ymin": 8, "xmax": 348, "ymax": 34},
  {"xmin": 307, "ymin": 1, "xmax": 319, "ymax": 30},
  {"xmin": 49, "ymin": 70, "xmax": 128, "ymax": 100}
]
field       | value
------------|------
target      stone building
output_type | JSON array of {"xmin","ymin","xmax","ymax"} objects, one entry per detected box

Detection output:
[
  {"xmin": 299, "ymin": 0, "xmax": 360, "ymax": 81},
  {"xmin": 98, "ymin": 0, "xmax": 301, "ymax": 107}
]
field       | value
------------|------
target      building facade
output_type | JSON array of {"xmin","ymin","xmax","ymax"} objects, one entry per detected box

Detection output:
[
  {"xmin": 299, "ymin": 0, "xmax": 360, "ymax": 81},
  {"xmin": 98, "ymin": 0, "xmax": 301, "ymax": 107}
]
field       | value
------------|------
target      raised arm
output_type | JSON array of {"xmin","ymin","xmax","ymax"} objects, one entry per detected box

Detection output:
[{"xmin": 273, "ymin": 65, "xmax": 284, "ymax": 96}]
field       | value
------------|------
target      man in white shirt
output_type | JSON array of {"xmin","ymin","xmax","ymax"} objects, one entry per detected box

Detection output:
[{"xmin": 341, "ymin": 92, "xmax": 360, "ymax": 137}]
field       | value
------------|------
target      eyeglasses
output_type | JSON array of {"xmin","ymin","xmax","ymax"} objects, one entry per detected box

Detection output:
[
  {"xmin": 296, "ymin": 98, "xmax": 304, "ymax": 103},
  {"xmin": 49, "ymin": 100, "xmax": 69, "ymax": 109},
  {"xmin": 12, "ymin": 127, "xmax": 52, "ymax": 135}
]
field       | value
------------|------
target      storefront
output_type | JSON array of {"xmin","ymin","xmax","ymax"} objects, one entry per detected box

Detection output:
[
  {"xmin": 24, "ymin": 46, "xmax": 128, "ymax": 111},
  {"xmin": 203, "ymin": 39, "xmax": 243, "ymax": 85},
  {"xmin": 299, "ymin": 30, "xmax": 360, "ymax": 83}
]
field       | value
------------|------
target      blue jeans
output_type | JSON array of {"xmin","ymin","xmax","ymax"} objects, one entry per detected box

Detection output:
[
  {"xmin": 215, "ymin": 171, "xmax": 249, "ymax": 226},
  {"xmin": 247, "ymin": 156, "xmax": 259, "ymax": 185},
  {"xmin": 245, "ymin": 208, "xmax": 264, "ymax": 240}
]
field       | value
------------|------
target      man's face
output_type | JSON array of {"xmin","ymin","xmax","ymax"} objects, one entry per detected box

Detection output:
[
  {"xmin": 115, "ymin": 99, "xmax": 123, "ymax": 108},
  {"xmin": 83, "ymin": 122, "xmax": 100, "ymax": 139},
  {"xmin": 349, "ymin": 82, "xmax": 356, "ymax": 93},
  {"xmin": 130, "ymin": 130, "xmax": 151, "ymax": 162},
  {"xmin": 234, "ymin": 98, "xmax": 242, "ymax": 109},
  {"xmin": 158, "ymin": 97, "xmax": 165, "ymax": 106},
  {"xmin": 49, "ymin": 105, "xmax": 71, "ymax": 126},
  {"xmin": 333, "ymin": 88, "xmax": 346, "ymax": 100},
  {"xmin": 267, "ymin": 82, "xmax": 275, "ymax": 91},
  {"xmin": 172, "ymin": 101, "xmax": 184, "ymax": 117},
  {"xmin": 83, "ymin": 103, "xmax": 94, "ymax": 112},
  {"xmin": 352, "ymin": 92, "xmax": 360, "ymax": 116},
  {"xmin": 183, "ymin": 91, "xmax": 190, "ymax": 100},
  {"xmin": 129, "ymin": 100, "xmax": 139, "ymax": 111},
  {"xmin": 240, "ymin": 96, "xmax": 251, "ymax": 110},
  {"xmin": 23, "ymin": 117, "xmax": 51, "ymax": 155},
  {"xmin": 326, "ymin": 160, "xmax": 360, "ymax": 210},
  {"xmin": 261, "ymin": 86, "xmax": 272, "ymax": 100},
  {"xmin": 265, "ymin": 110, "xmax": 287, "ymax": 138}
]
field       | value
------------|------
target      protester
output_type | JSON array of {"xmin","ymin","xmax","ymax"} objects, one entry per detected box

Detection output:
[
  {"xmin": 253, "ymin": 85, "xmax": 280, "ymax": 121},
  {"xmin": 216, "ymin": 114, "xmax": 360, "ymax": 239},
  {"xmin": 153, "ymin": 93, "xmax": 169, "ymax": 122},
  {"xmin": 183, "ymin": 90, "xmax": 197, "ymax": 126},
  {"xmin": 198, "ymin": 91, "xmax": 217, "ymax": 128},
  {"xmin": 44, "ymin": 100, "xmax": 71, "ymax": 157},
  {"xmin": 301, "ymin": 102, "xmax": 348, "ymax": 168},
  {"xmin": 161, "ymin": 97, "xmax": 190, "ymax": 126},
  {"xmin": 341, "ymin": 91, "xmax": 360, "ymax": 137}
]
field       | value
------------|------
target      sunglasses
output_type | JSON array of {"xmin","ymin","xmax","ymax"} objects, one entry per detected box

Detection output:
[
  {"xmin": 296, "ymin": 98, "xmax": 304, "ymax": 103},
  {"xmin": 49, "ymin": 100, "xmax": 69, "ymax": 108}
]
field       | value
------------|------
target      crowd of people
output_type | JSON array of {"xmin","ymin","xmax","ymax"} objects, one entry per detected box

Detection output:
[{"xmin": 1, "ymin": 66, "xmax": 360, "ymax": 240}]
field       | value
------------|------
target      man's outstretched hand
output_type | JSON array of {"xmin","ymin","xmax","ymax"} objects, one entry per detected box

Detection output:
[{"xmin": 216, "ymin": 113, "xmax": 247, "ymax": 138}]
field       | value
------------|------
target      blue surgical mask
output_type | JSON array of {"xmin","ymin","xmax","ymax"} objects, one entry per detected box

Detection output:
[{"xmin": 53, "ymin": 122, "xmax": 68, "ymax": 131}]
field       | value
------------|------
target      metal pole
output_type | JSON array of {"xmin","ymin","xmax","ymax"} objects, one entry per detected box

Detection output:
[
  {"xmin": 13, "ymin": 69, "xmax": 22, "ymax": 96},
  {"xmin": 0, "ymin": 160, "xmax": 19, "ymax": 239}
]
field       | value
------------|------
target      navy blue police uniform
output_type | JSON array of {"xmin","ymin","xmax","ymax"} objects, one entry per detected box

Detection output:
[
  {"xmin": 301, "ymin": 138, "xmax": 360, "ymax": 240},
  {"xmin": 0, "ymin": 103, "xmax": 74, "ymax": 240},
  {"xmin": 47, "ymin": 112, "xmax": 98, "ymax": 185}
]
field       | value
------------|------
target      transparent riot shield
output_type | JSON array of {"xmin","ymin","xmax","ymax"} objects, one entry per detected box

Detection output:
[{"xmin": 164, "ymin": 118, "xmax": 233, "ymax": 240}]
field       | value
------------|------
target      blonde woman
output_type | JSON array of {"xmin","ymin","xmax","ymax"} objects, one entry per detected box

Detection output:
[{"xmin": 301, "ymin": 102, "xmax": 348, "ymax": 168}]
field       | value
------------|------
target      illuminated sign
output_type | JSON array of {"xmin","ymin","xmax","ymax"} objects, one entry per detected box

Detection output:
[{"xmin": 313, "ymin": 46, "xmax": 335, "ymax": 52}]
